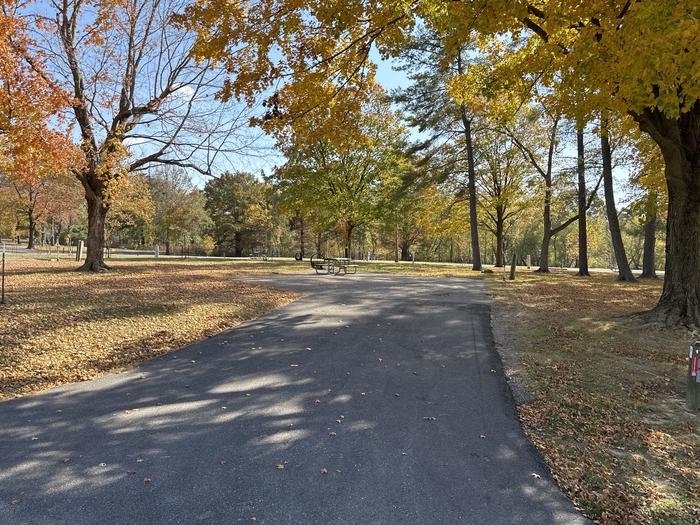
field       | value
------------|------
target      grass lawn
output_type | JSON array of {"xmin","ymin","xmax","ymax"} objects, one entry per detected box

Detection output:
[
  {"xmin": 1, "ymin": 255, "xmax": 697, "ymax": 522},
  {"xmin": 490, "ymin": 272, "xmax": 699, "ymax": 524},
  {"xmin": 0, "ymin": 257, "xmax": 298, "ymax": 400}
]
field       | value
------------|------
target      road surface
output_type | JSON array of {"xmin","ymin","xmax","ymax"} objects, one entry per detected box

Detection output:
[{"xmin": 0, "ymin": 274, "xmax": 587, "ymax": 524}]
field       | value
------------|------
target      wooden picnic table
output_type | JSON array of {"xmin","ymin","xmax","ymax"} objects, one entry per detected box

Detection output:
[{"xmin": 310, "ymin": 256, "xmax": 358, "ymax": 275}]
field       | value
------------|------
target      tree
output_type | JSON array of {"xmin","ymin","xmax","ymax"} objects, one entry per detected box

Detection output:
[
  {"xmin": 600, "ymin": 122, "xmax": 635, "ymax": 282},
  {"xmin": 504, "ymin": 106, "xmax": 601, "ymax": 273},
  {"xmin": 184, "ymin": 1, "xmax": 700, "ymax": 325},
  {"xmin": 106, "ymin": 173, "xmax": 154, "ymax": 248},
  {"xmin": 575, "ymin": 126, "xmax": 590, "ymax": 276},
  {"xmin": 273, "ymin": 93, "xmax": 408, "ymax": 258},
  {"xmin": 630, "ymin": 135, "xmax": 667, "ymax": 279},
  {"xmin": 148, "ymin": 168, "xmax": 211, "ymax": 255},
  {"xmin": 475, "ymin": 131, "xmax": 531, "ymax": 267},
  {"xmin": 204, "ymin": 172, "xmax": 268, "ymax": 257},
  {"xmin": 1, "ymin": 167, "xmax": 80, "ymax": 249},
  {"xmin": 393, "ymin": 27, "xmax": 482, "ymax": 270},
  {"xmin": 29, "ymin": 0, "xmax": 253, "ymax": 271},
  {"xmin": 0, "ymin": 2, "xmax": 75, "ymax": 247}
]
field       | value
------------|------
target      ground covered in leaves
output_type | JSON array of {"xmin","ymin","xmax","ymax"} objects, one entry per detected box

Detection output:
[
  {"xmin": 490, "ymin": 272, "xmax": 699, "ymax": 524},
  {"xmin": 0, "ymin": 258, "xmax": 297, "ymax": 400}
]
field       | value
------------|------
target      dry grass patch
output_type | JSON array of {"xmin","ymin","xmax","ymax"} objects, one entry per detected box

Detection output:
[
  {"xmin": 490, "ymin": 271, "xmax": 699, "ymax": 524},
  {"xmin": 0, "ymin": 258, "xmax": 297, "ymax": 400}
]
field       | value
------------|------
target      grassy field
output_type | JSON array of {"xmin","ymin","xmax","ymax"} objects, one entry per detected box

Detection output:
[
  {"xmin": 1, "ymin": 255, "xmax": 697, "ymax": 522},
  {"xmin": 0, "ymin": 258, "xmax": 298, "ymax": 400},
  {"xmin": 490, "ymin": 272, "xmax": 699, "ymax": 524}
]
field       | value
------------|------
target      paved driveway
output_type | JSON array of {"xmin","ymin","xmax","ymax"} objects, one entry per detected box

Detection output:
[{"xmin": 0, "ymin": 273, "xmax": 587, "ymax": 524}]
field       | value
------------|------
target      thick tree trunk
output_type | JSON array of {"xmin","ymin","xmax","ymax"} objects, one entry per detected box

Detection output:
[
  {"xmin": 640, "ymin": 193, "xmax": 658, "ymax": 279},
  {"xmin": 536, "ymin": 189, "xmax": 552, "ymax": 273},
  {"xmin": 600, "ymin": 128, "xmax": 635, "ymax": 282},
  {"xmin": 636, "ymin": 103, "xmax": 700, "ymax": 324},
  {"xmin": 165, "ymin": 239, "xmax": 171, "ymax": 256},
  {"xmin": 400, "ymin": 242, "xmax": 411, "ymax": 261},
  {"xmin": 79, "ymin": 188, "xmax": 109, "ymax": 272},
  {"xmin": 576, "ymin": 127, "xmax": 590, "ymax": 276},
  {"xmin": 27, "ymin": 210, "xmax": 35, "ymax": 250}
]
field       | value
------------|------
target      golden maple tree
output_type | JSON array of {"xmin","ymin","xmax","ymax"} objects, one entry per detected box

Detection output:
[{"xmin": 183, "ymin": 0, "xmax": 700, "ymax": 326}]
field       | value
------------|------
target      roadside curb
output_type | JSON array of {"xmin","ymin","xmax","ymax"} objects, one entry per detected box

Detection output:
[{"xmin": 489, "ymin": 299, "xmax": 532, "ymax": 406}]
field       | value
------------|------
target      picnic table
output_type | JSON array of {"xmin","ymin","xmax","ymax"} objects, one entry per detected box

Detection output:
[{"xmin": 310, "ymin": 256, "xmax": 358, "ymax": 275}]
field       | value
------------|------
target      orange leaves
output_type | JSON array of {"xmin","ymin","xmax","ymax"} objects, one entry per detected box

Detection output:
[{"xmin": 0, "ymin": 3, "xmax": 75, "ymax": 195}]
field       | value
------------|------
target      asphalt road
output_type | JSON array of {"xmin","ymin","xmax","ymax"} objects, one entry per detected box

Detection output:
[{"xmin": 0, "ymin": 273, "xmax": 588, "ymax": 524}]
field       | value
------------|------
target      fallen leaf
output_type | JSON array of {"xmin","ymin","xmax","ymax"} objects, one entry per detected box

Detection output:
[
  {"xmin": 275, "ymin": 463, "xmax": 285, "ymax": 470},
  {"xmin": 143, "ymin": 476, "xmax": 151, "ymax": 484},
  {"xmin": 320, "ymin": 468, "xmax": 328, "ymax": 475}
]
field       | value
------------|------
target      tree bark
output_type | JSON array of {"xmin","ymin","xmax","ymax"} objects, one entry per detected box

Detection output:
[
  {"xmin": 600, "ymin": 126, "xmax": 635, "ymax": 281},
  {"xmin": 27, "ymin": 209, "xmax": 35, "ymax": 250},
  {"xmin": 576, "ymin": 127, "xmax": 590, "ymax": 276},
  {"xmin": 344, "ymin": 223, "xmax": 353, "ymax": 258},
  {"xmin": 495, "ymin": 206, "xmax": 505, "ymax": 267},
  {"xmin": 299, "ymin": 216, "xmax": 305, "ymax": 259},
  {"xmin": 456, "ymin": 52, "xmax": 481, "ymax": 271},
  {"xmin": 234, "ymin": 231, "xmax": 243, "ymax": 257},
  {"xmin": 394, "ymin": 223, "xmax": 399, "ymax": 263},
  {"xmin": 636, "ymin": 103, "xmax": 700, "ymax": 325},
  {"xmin": 536, "ymin": 188, "xmax": 552, "ymax": 272},
  {"xmin": 640, "ymin": 192, "xmax": 658, "ymax": 279},
  {"xmin": 79, "ymin": 186, "xmax": 109, "ymax": 272},
  {"xmin": 400, "ymin": 242, "xmax": 411, "ymax": 261}
]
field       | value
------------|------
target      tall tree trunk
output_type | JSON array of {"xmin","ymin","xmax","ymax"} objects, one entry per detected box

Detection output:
[
  {"xmin": 394, "ymin": 223, "xmax": 399, "ymax": 263},
  {"xmin": 495, "ymin": 206, "xmax": 505, "ymax": 267},
  {"xmin": 165, "ymin": 239, "xmax": 171, "ymax": 255},
  {"xmin": 80, "ymin": 187, "xmax": 109, "ymax": 272},
  {"xmin": 462, "ymin": 111, "xmax": 482, "ymax": 271},
  {"xmin": 537, "ymin": 186, "xmax": 552, "ymax": 272},
  {"xmin": 400, "ymin": 242, "xmax": 411, "ymax": 261},
  {"xmin": 299, "ymin": 216, "xmax": 305, "ymax": 259},
  {"xmin": 457, "ymin": 52, "xmax": 481, "ymax": 271},
  {"xmin": 600, "ymin": 126, "xmax": 635, "ymax": 281},
  {"xmin": 344, "ymin": 223, "xmax": 354, "ymax": 258},
  {"xmin": 576, "ymin": 126, "xmax": 590, "ymax": 276},
  {"xmin": 234, "ymin": 231, "xmax": 243, "ymax": 257},
  {"xmin": 27, "ymin": 209, "xmax": 35, "ymax": 250},
  {"xmin": 636, "ymin": 103, "xmax": 700, "ymax": 325},
  {"xmin": 640, "ymin": 192, "xmax": 658, "ymax": 279}
]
